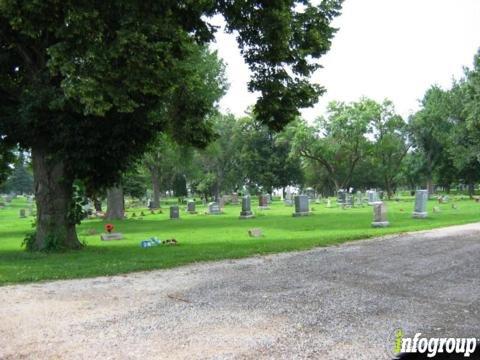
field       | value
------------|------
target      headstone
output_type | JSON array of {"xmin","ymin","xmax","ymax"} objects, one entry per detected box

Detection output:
[
  {"xmin": 258, "ymin": 195, "xmax": 269, "ymax": 209},
  {"xmin": 101, "ymin": 233, "xmax": 124, "ymax": 241},
  {"xmin": 367, "ymin": 190, "xmax": 379, "ymax": 205},
  {"xmin": 221, "ymin": 195, "xmax": 230, "ymax": 206},
  {"xmin": 345, "ymin": 194, "xmax": 354, "ymax": 207},
  {"xmin": 305, "ymin": 187, "xmax": 315, "ymax": 200},
  {"xmin": 412, "ymin": 190, "xmax": 428, "ymax": 218},
  {"xmin": 186, "ymin": 200, "xmax": 197, "ymax": 214},
  {"xmin": 293, "ymin": 195, "xmax": 310, "ymax": 217},
  {"xmin": 337, "ymin": 190, "xmax": 346, "ymax": 205},
  {"xmin": 285, "ymin": 188, "xmax": 292, "ymax": 201},
  {"xmin": 239, "ymin": 195, "xmax": 255, "ymax": 219},
  {"xmin": 208, "ymin": 202, "xmax": 221, "ymax": 215},
  {"xmin": 371, "ymin": 202, "xmax": 389, "ymax": 227},
  {"xmin": 326, "ymin": 199, "xmax": 332, "ymax": 208},
  {"xmin": 356, "ymin": 191, "xmax": 365, "ymax": 206},
  {"xmin": 231, "ymin": 193, "xmax": 239, "ymax": 205},
  {"xmin": 248, "ymin": 228, "xmax": 263, "ymax": 237},
  {"xmin": 284, "ymin": 199, "xmax": 293, "ymax": 206},
  {"xmin": 438, "ymin": 195, "xmax": 449, "ymax": 204},
  {"xmin": 86, "ymin": 228, "xmax": 98, "ymax": 236},
  {"xmin": 266, "ymin": 194, "xmax": 272, "ymax": 204},
  {"xmin": 170, "ymin": 205, "xmax": 180, "ymax": 219},
  {"xmin": 19, "ymin": 209, "xmax": 26, "ymax": 218}
]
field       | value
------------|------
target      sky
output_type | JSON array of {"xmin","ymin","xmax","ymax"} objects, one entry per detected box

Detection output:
[{"xmin": 211, "ymin": 0, "xmax": 480, "ymax": 122}]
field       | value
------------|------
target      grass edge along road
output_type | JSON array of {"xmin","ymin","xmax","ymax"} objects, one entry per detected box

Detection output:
[{"xmin": 0, "ymin": 197, "xmax": 479, "ymax": 285}]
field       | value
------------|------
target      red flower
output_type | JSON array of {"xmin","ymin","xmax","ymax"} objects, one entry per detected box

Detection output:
[{"xmin": 105, "ymin": 223, "xmax": 114, "ymax": 233}]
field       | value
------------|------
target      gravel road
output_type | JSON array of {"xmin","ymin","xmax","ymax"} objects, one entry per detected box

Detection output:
[{"xmin": 1, "ymin": 223, "xmax": 480, "ymax": 360}]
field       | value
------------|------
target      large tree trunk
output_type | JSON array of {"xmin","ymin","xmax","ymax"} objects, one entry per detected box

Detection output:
[
  {"xmin": 151, "ymin": 170, "xmax": 161, "ymax": 209},
  {"xmin": 32, "ymin": 148, "xmax": 81, "ymax": 250},
  {"xmin": 468, "ymin": 183, "xmax": 475, "ymax": 199},
  {"xmin": 426, "ymin": 178, "xmax": 434, "ymax": 198},
  {"xmin": 333, "ymin": 179, "xmax": 340, "ymax": 192},
  {"xmin": 214, "ymin": 181, "xmax": 220, "ymax": 202},
  {"xmin": 105, "ymin": 186, "xmax": 124, "ymax": 220},
  {"xmin": 385, "ymin": 177, "xmax": 393, "ymax": 200}
]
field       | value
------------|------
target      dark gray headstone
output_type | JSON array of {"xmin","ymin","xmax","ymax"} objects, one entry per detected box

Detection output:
[
  {"xmin": 187, "ymin": 200, "xmax": 197, "ymax": 214},
  {"xmin": 412, "ymin": 190, "xmax": 428, "ymax": 218},
  {"xmin": 170, "ymin": 205, "xmax": 180, "ymax": 219},
  {"xmin": 337, "ymin": 190, "xmax": 346, "ymax": 204},
  {"xmin": 239, "ymin": 196, "xmax": 254, "ymax": 219},
  {"xmin": 293, "ymin": 195, "xmax": 310, "ymax": 217},
  {"xmin": 19, "ymin": 209, "xmax": 26, "ymax": 218},
  {"xmin": 371, "ymin": 202, "xmax": 389, "ymax": 227}
]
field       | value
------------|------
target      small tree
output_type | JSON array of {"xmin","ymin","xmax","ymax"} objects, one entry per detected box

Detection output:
[
  {"xmin": 371, "ymin": 100, "xmax": 410, "ymax": 198},
  {"xmin": 237, "ymin": 117, "xmax": 303, "ymax": 194},
  {"xmin": 4, "ymin": 152, "xmax": 34, "ymax": 194}
]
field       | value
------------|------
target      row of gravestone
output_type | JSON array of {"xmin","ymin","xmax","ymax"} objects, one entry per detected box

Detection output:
[
  {"xmin": 371, "ymin": 189, "xmax": 429, "ymax": 227},
  {"xmin": 13, "ymin": 191, "xmax": 432, "ymax": 223},
  {"xmin": 283, "ymin": 190, "xmax": 381, "ymax": 208},
  {"xmin": 336, "ymin": 190, "xmax": 382, "ymax": 207},
  {"xmin": 169, "ymin": 190, "xmax": 431, "ymax": 227},
  {"xmin": 167, "ymin": 195, "xmax": 310, "ymax": 220}
]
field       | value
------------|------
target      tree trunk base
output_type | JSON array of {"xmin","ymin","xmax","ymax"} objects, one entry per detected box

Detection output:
[
  {"xmin": 106, "ymin": 186, "xmax": 125, "ymax": 220},
  {"xmin": 32, "ymin": 147, "xmax": 82, "ymax": 251}
]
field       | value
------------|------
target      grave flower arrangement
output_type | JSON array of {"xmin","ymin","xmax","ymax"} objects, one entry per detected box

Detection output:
[{"xmin": 105, "ymin": 223, "xmax": 114, "ymax": 233}]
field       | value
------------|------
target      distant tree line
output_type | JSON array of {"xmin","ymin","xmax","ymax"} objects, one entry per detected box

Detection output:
[{"xmin": 4, "ymin": 49, "xmax": 480, "ymax": 209}]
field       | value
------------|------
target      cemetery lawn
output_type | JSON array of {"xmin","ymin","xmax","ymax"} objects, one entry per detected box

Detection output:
[{"xmin": 1, "ymin": 197, "xmax": 479, "ymax": 285}]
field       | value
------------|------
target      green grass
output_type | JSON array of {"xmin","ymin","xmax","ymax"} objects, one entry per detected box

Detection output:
[{"xmin": 0, "ymin": 196, "xmax": 479, "ymax": 285}]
